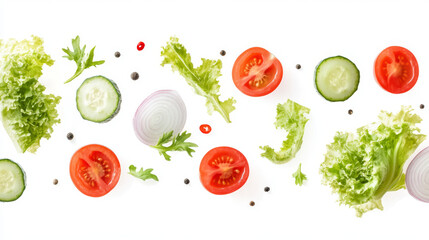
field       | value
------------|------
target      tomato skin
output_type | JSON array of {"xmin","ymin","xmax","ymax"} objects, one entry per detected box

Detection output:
[
  {"xmin": 70, "ymin": 144, "xmax": 121, "ymax": 197},
  {"xmin": 374, "ymin": 46, "xmax": 419, "ymax": 94},
  {"xmin": 199, "ymin": 146, "xmax": 249, "ymax": 195},
  {"xmin": 232, "ymin": 47, "xmax": 283, "ymax": 97}
]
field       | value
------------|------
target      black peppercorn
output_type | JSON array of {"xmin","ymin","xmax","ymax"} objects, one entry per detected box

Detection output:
[
  {"xmin": 264, "ymin": 186, "xmax": 270, "ymax": 192},
  {"xmin": 184, "ymin": 178, "xmax": 190, "ymax": 185},
  {"xmin": 67, "ymin": 132, "xmax": 74, "ymax": 140},
  {"xmin": 131, "ymin": 72, "xmax": 139, "ymax": 80},
  {"xmin": 420, "ymin": 104, "xmax": 425, "ymax": 109},
  {"xmin": 296, "ymin": 64, "xmax": 301, "ymax": 69},
  {"xmin": 249, "ymin": 201, "xmax": 255, "ymax": 206},
  {"xmin": 114, "ymin": 51, "xmax": 121, "ymax": 58},
  {"xmin": 220, "ymin": 50, "xmax": 226, "ymax": 56},
  {"xmin": 53, "ymin": 179, "xmax": 58, "ymax": 185},
  {"xmin": 348, "ymin": 109, "xmax": 353, "ymax": 115}
]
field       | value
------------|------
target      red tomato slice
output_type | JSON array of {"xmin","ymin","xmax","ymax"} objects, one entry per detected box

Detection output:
[
  {"xmin": 199, "ymin": 147, "xmax": 249, "ymax": 195},
  {"xmin": 374, "ymin": 46, "xmax": 419, "ymax": 94},
  {"xmin": 232, "ymin": 47, "xmax": 283, "ymax": 97},
  {"xmin": 199, "ymin": 124, "xmax": 212, "ymax": 134},
  {"xmin": 70, "ymin": 144, "xmax": 121, "ymax": 197}
]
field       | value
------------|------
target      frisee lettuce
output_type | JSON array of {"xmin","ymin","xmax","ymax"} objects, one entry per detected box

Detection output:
[
  {"xmin": 151, "ymin": 130, "xmax": 198, "ymax": 161},
  {"xmin": 62, "ymin": 36, "xmax": 105, "ymax": 83},
  {"xmin": 161, "ymin": 37, "xmax": 236, "ymax": 123},
  {"xmin": 260, "ymin": 99, "xmax": 310, "ymax": 164},
  {"xmin": 0, "ymin": 36, "xmax": 61, "ymax": 153},
  {"xmin": 320, "ymin": 106, "xmax": 426, "ymax": 217},
  {"xmin": 129, "ymin": 165, "xmax": 159, "ymax": 181},
  {"xmin": 292, "ymin": 163, "xmax": 307, "ymax": 186}
]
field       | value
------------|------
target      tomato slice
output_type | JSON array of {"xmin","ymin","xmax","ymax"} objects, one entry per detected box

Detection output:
[
  {"xmin": 70, "ymin": 144, "xmax": 121, "ymax": 197},
  {"xmin": 232, "ymin": 47, "xmax": 283, "ymax": 97},
  {"xmin": 199, "ymin": 147, "xmax": 249, "ymax": 195},
  {"xmin": 199, "ymin": 124, "xmax": 212, "ymax": 134},
  {"xmin": 374, "ymin": 46, "xmax": 419, "ymax": 94}
]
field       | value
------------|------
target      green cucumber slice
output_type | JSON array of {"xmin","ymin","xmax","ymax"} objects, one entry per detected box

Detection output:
[
  {"xmin": 315, "ymin": 56, "xmax": 360, "ymax": 102},
  {"xmin": 76, "ymin": 76, "xmax": 121, "ymax": 123},
  {"xmin": 0, "ymin": 159, "xmax": 26, "ymax": 202}
]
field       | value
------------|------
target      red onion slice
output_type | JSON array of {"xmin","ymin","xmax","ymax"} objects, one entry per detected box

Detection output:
[
  {"xmin": 133, "ymin": 90, "xmax": 187, "ymax": 146},
  {"xmin": 406, "ymin": 146, "xmax": 429, "ymax": 203}
]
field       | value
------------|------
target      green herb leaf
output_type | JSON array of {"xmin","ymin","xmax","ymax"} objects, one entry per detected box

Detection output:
[
  {"xmin": 161, "ymin": 37, "xmax": 235, "ymax": 123},
  {"xmin": 320, "ymin": 106, "xmax": 426, "ymax": 217},
  {"xmin": 151, "ymin": 130, "xmax": 198, "ymax": 161},
  {"xmin": 260, "ymin": 99, "xmax": 310, "ymax": 164},
  {"xmin": 292, "ymin": 163, "xmax": 307, "ymax": 186},
  {"xmin": 62, "ymin": 36, "xmax": 105, "ymax": 83},
  {"xmin": 129, "ymin": 165, "xmax": 159, "ymax": 181},
  {"xmin": 0, "ymin": 36, "xmax": 61, "ymax": 153}
]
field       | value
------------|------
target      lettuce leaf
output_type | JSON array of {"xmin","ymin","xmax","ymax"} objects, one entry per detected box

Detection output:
[
  {"xmin": 320, "ymin": 106, "xmax": 426, "ymax": 217},
  {"xmin": 161, "ymin": 37, "xmax": 235, "ymax": 123},
  {"xmin": 292, "ymin": 163, "xmax": 307, "ymax": 186},
  {"xmin": 0, "ymin": 36, "xmax": 61, "ymax": 153},
  {"xmin": 260, "ymin": 99, "xmax": 310, "ymax": 164}
]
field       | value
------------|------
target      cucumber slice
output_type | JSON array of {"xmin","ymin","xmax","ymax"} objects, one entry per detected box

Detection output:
[
  {"xmin": 76, "ymin": 76, "xmax": 121, "ymax": 123},
  {"xmin": 0, "ymin": 159, "xmax": 26, "ymax": 202},
  {"xmin": 315, "ymin": 56, "xmax": 360, "ymax": 102}
]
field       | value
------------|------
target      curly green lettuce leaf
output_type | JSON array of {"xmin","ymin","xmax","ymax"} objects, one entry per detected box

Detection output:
[
  {"xmin": 129, "ymin": 165, "xmax": 159, "ymax": 181},
  {"xmin": 161, "ymin": 37, "xmax": 235, "ymax": 123},
  {"xmin": 260, "ymin": 99, "xmax": 310, "ymax": 164},
  {"xmin": 0, "ymin": 36, "xmax": 61, "ymax": 153},
  {"xmin": 292, "ymin": 163, "xmax": 307, "ymax": 186},
  {"xmin": 62, "ymin": 35, "xmax": 105, "ymax": 83},
  {"xmin": 320, "ymin": 106, "xmax": 426, "ymax": 217},
  {"xmin": 151, "ymin": 130, "xmax": 198, "ymax": 161}
]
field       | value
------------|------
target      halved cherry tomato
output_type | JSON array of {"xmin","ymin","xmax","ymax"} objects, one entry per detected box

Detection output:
[
  {"xmin": 232, "ymin": 47, "xmax": 283, "ymax": 97},
  {"xmin": 70, "ymin": 144, "xmax": 121, "ymax": 197},
  {"xmin": 199, "ymin": 146, "xmax": 249, "ymax": 195},
  {"xmin": 374, "ymin": 46, "xmax": 419, "ymax": 94}
]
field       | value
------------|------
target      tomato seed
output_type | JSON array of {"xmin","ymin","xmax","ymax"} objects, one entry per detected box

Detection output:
[
  {"xmin": 114, "ymin": 51, "xmax": 121, "ymax": 58},
  {"xmin": 53, "ymin": 179, "xmax": 58, "ymax": 185},
  {"xmin": 67, "ymin": 132, "xmax": 74, "ymax": 140},
  {"xmin": 220, "ymin": 50, "xmax": 226, "ymax": 56},
  {"xmin": 348, "ymin": 109, "xmax": 353, "ymax": 115},
  {"xmin": 420, "ymin": 104, "xmax": 425, "ymax": 109},
  {"xmin": 264, "ymin": 186, "xmax": 270, "ymax": 192},
  {"xmin": 249, "ymin": 201, "xmax": 255, "ymax": 206},
  {"xmin": 131, "ymin": 72, "xmax": 139, "ymax": 80},
  {"xmin": 184, "ymin": 178, "xmax": 190, "ymax": 184},
  {"xmin": 296, "ymin": 64, "xmax": 301, "ymax": 69}
]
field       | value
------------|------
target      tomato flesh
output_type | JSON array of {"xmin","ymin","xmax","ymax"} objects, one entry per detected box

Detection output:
[
  {"xmin": 70, "ymin": 144, "xmax": 121, "ymax": 197},
  {"xmin": 374, "ymin": 46, "xmax": 418, "ymax": 94},
  {"xmin": 233, "ymin": 47, "xmax": 283, "ymax": 97},
  {"xmin": 200, "ymin": 147, "xmax": 249, "ymax": 195}
]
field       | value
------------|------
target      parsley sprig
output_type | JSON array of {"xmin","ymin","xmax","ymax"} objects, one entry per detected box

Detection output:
[
  {"xmin": 129, "ymin": 165, "xmax": 159, "ymax": 181},
  {"xmin": 151, "ymin": 130, "xmax": 198, "ymax": 161},
  {"xmin": 62, "ymin": 35, "xmax": 105, "ymax": 83}
]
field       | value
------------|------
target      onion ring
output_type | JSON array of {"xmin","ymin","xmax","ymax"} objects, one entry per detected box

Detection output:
[
  {"xmin": 133, "ymin": 90, "xmax": 187, "ymax": 146},
  {"xmin": 406, "ymin": 146, "xmax": 429, "ymax": 203}
]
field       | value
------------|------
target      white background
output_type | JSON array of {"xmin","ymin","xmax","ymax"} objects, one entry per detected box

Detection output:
[{"xmin": 1, "ymin": 0, "xmax": 429, "ymax": 239}]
